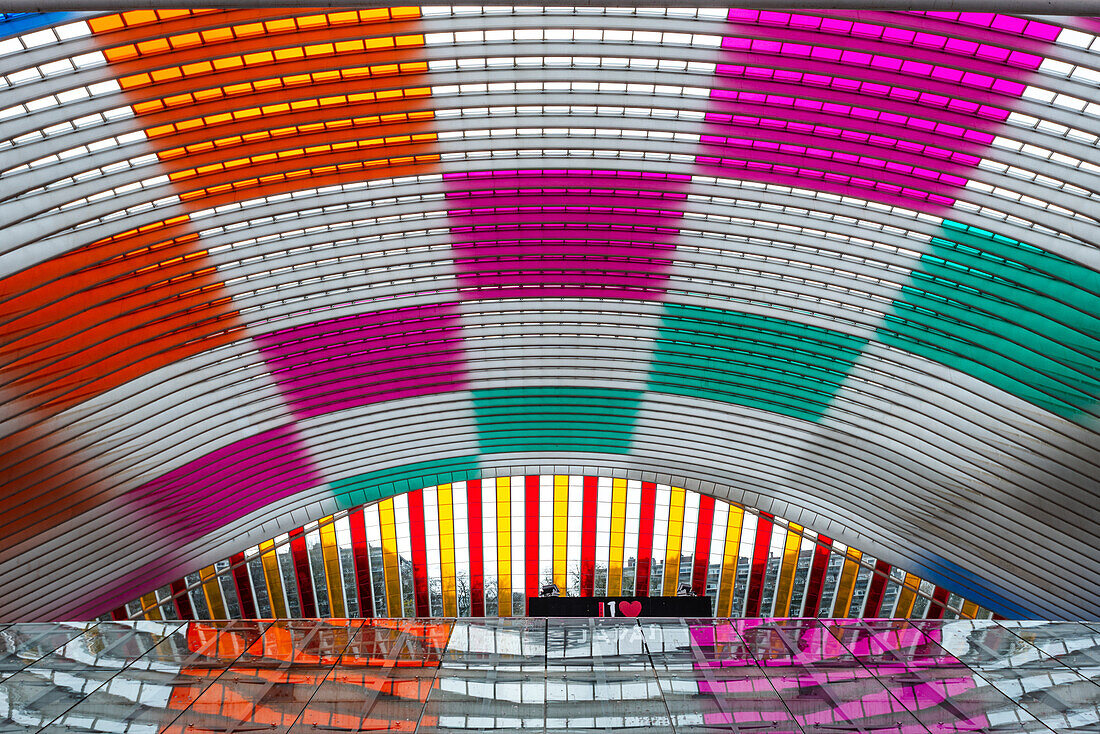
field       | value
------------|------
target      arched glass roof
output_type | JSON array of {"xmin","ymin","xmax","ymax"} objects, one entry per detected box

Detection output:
[{"xmin": 0, "ymin": 8, "xmax": 1097, "ymax": 621}]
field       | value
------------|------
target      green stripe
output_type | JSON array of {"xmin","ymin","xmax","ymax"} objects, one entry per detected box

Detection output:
[
  {"xmin": 649, "ymin": 304, "xmax": 867, "ymax": 422},
  {"xmin": 880, "ymin": 221, "xmax": 1100, "ymax": 421},
  {"xmin": 331, "ymin": 456, "xmax": 481, "ymax": 508},
  {"xmin": 474, "ymin": 387, "xmax": 642, "ymax": 453}
]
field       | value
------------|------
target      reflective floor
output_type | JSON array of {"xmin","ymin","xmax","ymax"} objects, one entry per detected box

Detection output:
[{"xmin": 0, "ymin": 619, "xmax": 1097, "ymax": 733}]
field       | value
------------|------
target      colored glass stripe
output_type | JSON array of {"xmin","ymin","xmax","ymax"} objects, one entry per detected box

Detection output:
[
  {"xmin": 607, "ymin": 478, "xmax": 628, "ymax": 597},
  {"xmin": 651, "ymin": 304, "xmax": 867, "ymax": 422},
  {"xmin": 437, "ymin": 484, "xmax": 458, "ymax": 617},
  {"xmin": 92, "ymin": 10, "xmax": 439, "ymax": 208},
  {"xmin": 467, "ymin": 480, "xmax": 485, "ymax": 617},
  {"xmin": 881, "ymin": 221, "xmax": 1100, "ymax": 421},
  {"xmin": 406, "ymin": 489, "xmax": 430, "ymax": 616},
  {"xmin": 892, "ymin": 572, "xmax": 921, "ymax": 619},
  {"xmin": 801, "ymin": 534, "xmax": 834, "ymax": 617},
  {"xmin": 474, "ymin": 387, "xmax": 642, "ymax": 454},
  {"xmin": 445, "ymin": 169, "xmax": 688, "ymax": 300},
  {"xmin": 692, "ymin": 495, "xmax": 716, "ymax": 596},
  {"xmin": 662, "ymin": 486, "xmax": 687, "ymax": 596},
  {"xmin": 171, "ymin": 578, "xmax": 194, "ymax": 620},
  {"xmin": 634, "ymin": 481, "xmax": 657, "ymax": 597},
  {"xmin": 960, "ymin": 599, "xmax": 980, "ymax": 619},
  {"xmin": 318, "ymin": 519, "xmax": 346, "ymax": 618},
  {"xmin": 832, "ymin": 549, "xmax": 864, "ymax": 617},
  {"xmin": 289, "ymin": 528, "xmax": 318, "ymax": 618},
  {"xmin": 331, "ymin": 456, "xmax": 479, "ymax": 509},
  {"xmin": 0, "ymin": 12, "xmax": 71, "ymax": 37},
  {"xmin": 580, "ymin": 476, "xmax": 598, "ymax": 597},
  {"xmin": 0, "ymin": 216, "xmax": 241, "ymax": 555},
  {"xmin": 524, "ymin": 475, "xmax": 539, "ymax": 605},
  {"xmin": 140, "ymin": 592, "xmax": 162, "ymax": 621},
  {"xmin": 378, "ymin": 498, "xmax": 402, "ymax": 617},
  {"xmin": 702, "ymin": 10, "xmax": 1052, "ymax": 210},
  {"xmin": 348, "ymin": 508, "xmax": 374, "ymax": 618},
  {"xmin": 259, "ymin": 540, "xmax": 288, "ymax": 619},
  {"xmin": 496, "ymin": 477, "xmax": 512, "ymax": 617},
  {"xmin": 773, "ymin": 523, "xmax": 803, "ymax": 617},
  {"xmin": 199, "ymin": 565, "xmax": 227, "ymax": 619},
  {"xmin": 230, "ymin": 552, "xmax": 257, "ymax": 619},
  {"xmin": 863, "ymin": 559, "xmax": 893, "ymax": 617},
  {"xmin": 744, "ymin": 513, "xmax": 774, "ymax": 617},
  {"xmin": 254, "ymin": 303, "xmax": 467, "ymax": 420},
  {"xmin": 716, "ymin": 505, "xmax": 744, "ymax": 617}
]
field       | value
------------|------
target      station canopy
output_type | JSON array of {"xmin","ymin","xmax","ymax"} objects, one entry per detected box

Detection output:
[{"xmin": 0, "ymin": 8, "xmax": 1098, "ymax": 623}]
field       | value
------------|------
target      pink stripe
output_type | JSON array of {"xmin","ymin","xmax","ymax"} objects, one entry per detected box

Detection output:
[
  {"xmin": 255, "ymin": 303, "xmax": 467, "ymax": 418},
  {"xmin": 703, "ymin": 11, "xmax": 1058, "ymax": 211}
]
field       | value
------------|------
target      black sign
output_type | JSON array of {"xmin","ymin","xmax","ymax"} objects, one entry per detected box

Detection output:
[{"xmin": 527, "ymin": 595, "xmax": 712, "ymax": 618}]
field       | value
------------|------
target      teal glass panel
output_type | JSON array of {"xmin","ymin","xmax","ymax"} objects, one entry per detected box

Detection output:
[
  {"xmin": 649, "ymin": 304, "xmax": 867, "ymax": 422},
  {"xmin": 331, "ymin": 456, "xmax": 480, "ymax": 509},
  {"xmin": 880, "ymin": 221, "xmax": 1100, "ymax": 421},
  {"xmin": 474, "ymin": 387, "xmax": 642, "ymax": 453}
]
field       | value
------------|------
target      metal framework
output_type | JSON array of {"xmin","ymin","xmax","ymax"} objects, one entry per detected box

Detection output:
[{"xmin": 0, "ymin": 8, "xmax": 1097, "ymax": 621}]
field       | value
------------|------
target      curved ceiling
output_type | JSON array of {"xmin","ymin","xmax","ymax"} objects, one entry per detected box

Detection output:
[{"xmin": 0, "ymin": 8, "xmax": 1098, "ymax": 621}]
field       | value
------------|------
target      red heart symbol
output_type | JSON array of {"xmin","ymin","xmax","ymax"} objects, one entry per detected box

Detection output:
[{"xmin": 620, "ymin": 601, "xmax": 642, "ymax": 617}]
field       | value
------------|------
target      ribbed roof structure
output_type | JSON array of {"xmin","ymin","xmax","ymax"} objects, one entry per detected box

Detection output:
[{"xmin": 0, "ymin": 8, "xmax": 1098, "ymax": 621}]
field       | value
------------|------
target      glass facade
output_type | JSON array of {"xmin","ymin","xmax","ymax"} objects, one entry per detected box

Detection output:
[
  {"xmin": 115, "ymin": 475, "xmax": 988, "ymax": 622},
  {"xmin": 0, "ymin": 619, "xmax": 1098, "ymax": 732}
]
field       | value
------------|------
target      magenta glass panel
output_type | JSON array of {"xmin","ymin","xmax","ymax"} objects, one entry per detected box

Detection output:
[
  {"xmin": 255, "ymin": 303, "xmax": 467, "ymax": 418},
  {"xmin": 703, "ymin": 11, "xmax": 1057, "ymax": 211},
  {"xmin": 64, "ymin": 424, "xmax": 323, "ymax": 619},
  {"xmin": 445, "ymin": 169, "xmax": 688, "ymax": 300}
]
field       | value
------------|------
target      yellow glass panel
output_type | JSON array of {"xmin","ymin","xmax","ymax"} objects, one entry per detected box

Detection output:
[
  {"xmin": 496, "ymin": 477, "xmax": 512, "ymax": 617},
  {"xmin": 140, "ymin": 592, "xmax": 162, "ymax": 621},
  {"xmin": 717, "ymin": 505, "xmax": 744, "ymax": 617},
  {"xmin": 607, "ymin": 478, "xmax": 627, "ymax": 596},
  {"xmin": 831, "ymin": 549, "xmax": 863, "ymax": 618},
  {"xmin": 438, "ymin": 484, "xmax": 457, "ymax": 617},
  {"xmin": 893, "ymin": 572, "xmax": 921, "ymax": 618},
  {"xmin": 773, "ymin": 523, "xmax": 803, "ymax": 617},
  {"xmin": 960, "ymin": 600, "xmax": 979, "ymax": 619},
  {"xmin": 379, "ymin": 499, "xmax": 403, "ymax": 617},
  {"xmin": 199, "ymin": 565, "xmax": 227, "ymax": 620},
  {"xmin": 259, "ymin": 540, "xmax": 287, "ymax": 618},
  {"xmin": 319, "ymin": 517, "xmax": 346, "ymax": 618},
  {"xmin": 662, "ymin": 486, "xmax": 686, "ymax": 596},
  {"xmin": 553, "ymin": 475, "xmax": 569, "ymax": 591}
]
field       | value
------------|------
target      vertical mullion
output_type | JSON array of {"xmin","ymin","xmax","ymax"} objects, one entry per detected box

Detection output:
[
  {"xmin": 553, "ymin": 475, "xmax": 569, "ymax": 592},
  {"xmin": 319, "ymin": 518, "xmax": 347, "ymax": 618}
]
